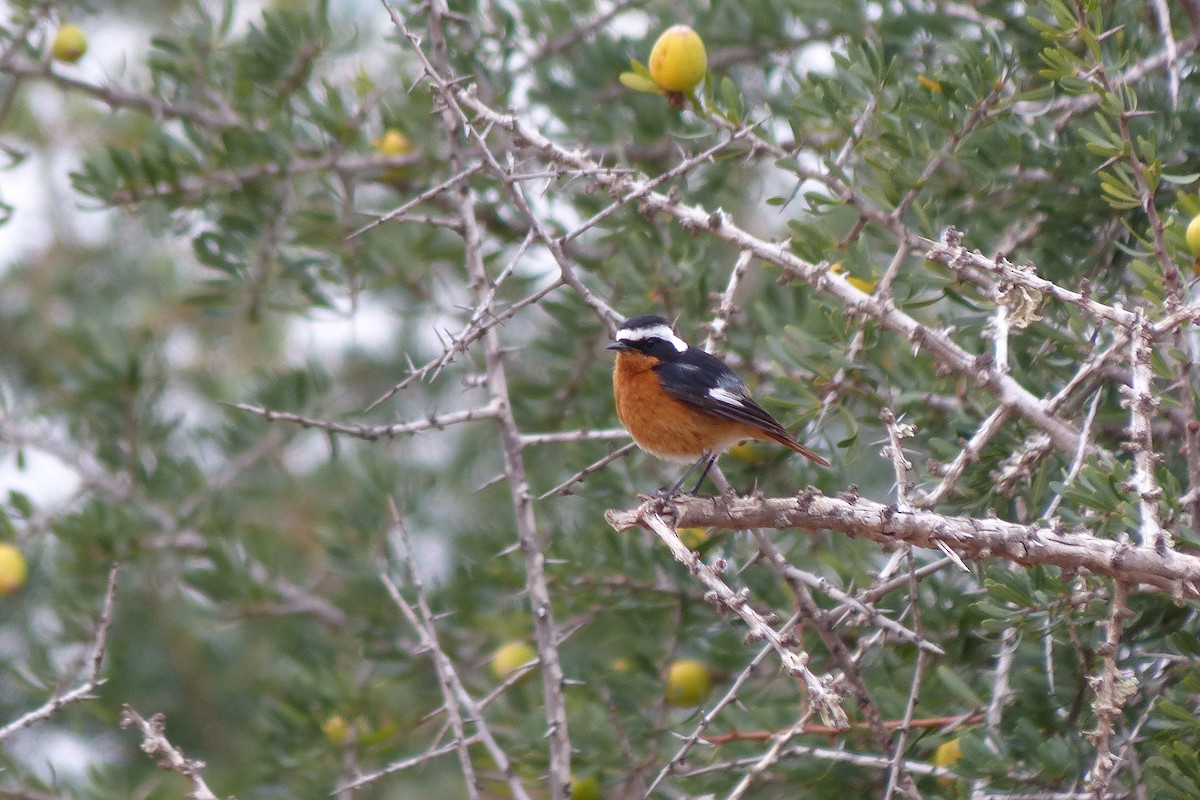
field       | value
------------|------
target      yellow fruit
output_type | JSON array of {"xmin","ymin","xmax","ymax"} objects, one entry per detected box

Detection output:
[
  {"xmin": 665, "ymin": 659, "xmax": 711, "ymax": 707},
  {"xmin": 648, "ymin": 25, "xmax": 707, "ymax": 94},
  {"xmin": 51, "ymin": 24, "xmax": 88, "ymax": 63},
  {"xmin": 321, "ymin": 714, "xmax": 350, "ymax": 745},
  {"xmin": 1186, "ymin": 214, "xmax": 1200, "ymax": 259},
  {"xmin": 570, "ymin": 775, "xmax": 602, "ymax": 800},
  {"xmin": 0, "ymin": 543, "xmax": 28, "ymax": 596},
  {"xmin": 728, "ymin": 441, "xmax": 764, "ymax": 464},
  {"xmin": 491, "ymin": 641, "xmax": 536, "ymax": 680},
  {"xmin": 934, "ymin": 737, "xmax": 963, "ymax": 784},
  {"xmin": 373, "ymin": 129, "xmax": 412, "ymax": 156},
  {"xmin": 831, "ymin": 262, "xmax": 877, "ymax": 294},
  {"xmin": 677, "ymin": 527, "xmax": 707, "ymax": 549}
]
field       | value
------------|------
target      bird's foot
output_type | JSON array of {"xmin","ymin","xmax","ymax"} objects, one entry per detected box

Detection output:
[{"xmin": 648, "ymin": 491, "xmax": 680, "ymax": 521}]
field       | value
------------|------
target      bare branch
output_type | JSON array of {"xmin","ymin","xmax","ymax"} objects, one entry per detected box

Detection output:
[
  {"xmin": 1125, "ymin": 316, "xmax": 1168, "ymax": 552},
  {"xmin": 1085, "ymin": 583, "xmax": 1134, "ymax": 798},
  {"xmin": 119, "ymin": 706, "xmax": 220, "ymax": 800},
  {"xmin": 0, "ymin": 565, "xmax": 120, "ymax": 742},
  {"xmin": 0, "ymin": 59, "xmax": 240, "ymax": 129},
  {"xmin": 637, "ymin": 510, "xmax": 848, "ymax": 728},
  {"xmin": 229, "ymin": 401, "xmax": 503, "ymax": 440},
  {"xmin": 606, "ymin": 492, "xmax": 1200, "ymax": 599}
]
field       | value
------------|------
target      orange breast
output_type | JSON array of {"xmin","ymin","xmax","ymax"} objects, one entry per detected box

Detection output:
[{"xmin": 613, "ymin": 352, "xmax": 764, "ymax": 461}]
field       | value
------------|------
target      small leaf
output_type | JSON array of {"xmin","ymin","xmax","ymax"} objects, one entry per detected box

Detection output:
[
  {"xmin": 628, "ymin": 58, "xmax": 651, "ymax": 78},
  {"xmin": 719, "ymin": 76, "xmax": 743, "ymax": 123},
  {"xmin": 936, "ymin": 665, "xmax": 986, "ymax": 707},
  {"xmin": 619, "ymin": 72, "xmax": 662, "ymax": 94}
]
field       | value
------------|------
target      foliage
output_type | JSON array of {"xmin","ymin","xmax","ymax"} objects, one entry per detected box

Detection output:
[{"xmin": 2, "ymin": 0, "xmax": 1200, "ymax": 798}]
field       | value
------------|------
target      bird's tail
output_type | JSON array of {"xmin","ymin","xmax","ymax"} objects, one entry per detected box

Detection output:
[{"xmin": 771, "ymin": 432, "xmax": 831, "ymax": 468}]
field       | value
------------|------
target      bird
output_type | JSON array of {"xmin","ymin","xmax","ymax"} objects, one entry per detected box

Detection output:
[{"xmin": 608, "ymin": 314, "xmax": 829, "ymax": 494}]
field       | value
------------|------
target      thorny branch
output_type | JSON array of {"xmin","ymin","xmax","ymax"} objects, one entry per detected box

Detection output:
[
  {"xmin": 120, "ymin": 706, "xmax": 220, "ymax": 800},
  {"xmin": 1085, "ymin": 583, "xmax": 1133, "ymax": 799},
  {"xmin": 636, "ymin": 510, "xmax": 849, "ymax": 728},
  {"xmin": 0, "ymin": 565, "xmax": 120, "ymax": 742},
  {"xmin": 383, "ymin": 4, "xmax": 573, "ymax": 796},
  {"xmin": 606, "ymin": 492, "xmax": 1200, "ymax": 599},
  {"xmin": 230, "ymin": 400, "xmax": 504, "ymax": 440}
]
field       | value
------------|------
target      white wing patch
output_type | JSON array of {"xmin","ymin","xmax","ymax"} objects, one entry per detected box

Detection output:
[
  {"xmin": 708, "ymin": 387, "xmax": 745, "ymax": 407},
  {"xmin": 616, "ymin": 323, "xmax": 687, "ymax": 352}
]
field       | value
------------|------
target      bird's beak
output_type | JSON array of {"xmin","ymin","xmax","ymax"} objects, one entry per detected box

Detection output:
[{"xmin": 607, "ymin": 341, "xmax": 630, "ymax": 351}]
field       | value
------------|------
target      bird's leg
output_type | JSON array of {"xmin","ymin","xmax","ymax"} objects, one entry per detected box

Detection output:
[
  {"xmin": 686, "ymin": 451, "xmax": 718, "ymax": 495},
  {"xmin": 662, "ymin": 452, "xmax": 710, "ymax": 497}
]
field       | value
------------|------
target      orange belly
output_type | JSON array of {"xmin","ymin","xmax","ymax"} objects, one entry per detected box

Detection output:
[{"xmin": 613, "ymin": 357, "xmax": 763, "ymax": 461}]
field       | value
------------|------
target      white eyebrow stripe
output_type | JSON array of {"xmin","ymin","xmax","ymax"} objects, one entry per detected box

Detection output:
[
  {"xmin": 616, "ymin": 324, "xmax": 687, "ymax": 352},
  {"xmin": 708, "ymin": 387, "xmax": 744, "ymax": 407}
]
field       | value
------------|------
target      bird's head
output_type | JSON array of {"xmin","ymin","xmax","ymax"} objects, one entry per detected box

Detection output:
[{"xmin": 607, "ymin": 315, "xmax": 689, "ymax": 360}]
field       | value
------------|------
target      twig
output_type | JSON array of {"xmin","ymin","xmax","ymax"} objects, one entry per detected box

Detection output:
[
  {"xmin": 1042, "ymin": 389, "xmax": 1104, "ymax": 521},
  {"xmin": 1085, "ymin": 583, "xmax": 1134, "ymax": 799},
  {"xmin": 229, "ymin": 400, "xmax": 503, "ymax": 441},
  {"xmin": 385, "ymin": 504, "xmax": 482, "ymax": 800},
  {"xmin": 537, "ymin": 443, "xmax": 637, "ymax": 500},
  {"xmin": 970, "ymin": 625, "xmax": 1018, "ymax": 800},
  {"xmin": 119, "ymin": 706, "xmax": 220, "ymax": 800},
  {"xmin": 916, "ymin": 406, "xmax": 1012, "ymax": 509},
  {"xmin": 348, "ymin": 162, "xmax": 485, "ymax": 239},
  {"xmin": 0, "ymin": 564, "xmax": 120, "ymax": 741},
  {"xmin": 644, "ymin": 619, "xmax": 801, "ymax": 797},
  {"xmin": 637, "ymin": 510, "xmax": 848, "ymax": 728},
  {"xmin": 374, "ymin": 571, "xmax": 532, "ymax": 799},
  {"xmin": 780, "ymin": 566, "xmax": 943, "ymax": 655},
  {"xmin": 1125, "ymin": 316, "xmax": 1168, "ymax": 552},
  {"xmin": 750, "ymin": 530, "xmax": 920, "ymax": 800},
  {"xmin": 703, "ymin": 712, "xmax": 983, "ymax": 743},
  {"xmin": 676, "ymin": 743, "xmax": 954, "ymax": 779},
  {"xmin": 519, "ymin": 428, "xmax": 629, "ymax": 446},
  {"xmin": 0, "ymin": 59, "xmax": 239, "ymax": 129},
  {"xmin": 703, "ymin": 250, "xmax": 754, "ymax": 355}
]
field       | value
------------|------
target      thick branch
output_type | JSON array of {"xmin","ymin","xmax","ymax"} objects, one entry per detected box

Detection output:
[{"xmin": 605, "ymin": 493, "xmax": 1200, "ymax": 599}]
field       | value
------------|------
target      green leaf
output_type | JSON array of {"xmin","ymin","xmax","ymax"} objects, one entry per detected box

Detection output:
[
  {"xmin": 619, "ymin": 72, "xmax": 662, "ymax": 94},
  {"xmin": 936, "ymin": 665, "xmax": 986, "ymax": 707}
]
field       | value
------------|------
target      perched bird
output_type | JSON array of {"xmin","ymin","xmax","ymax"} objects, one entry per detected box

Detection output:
[{"xmin": 608, "ymin": 314, "xmax": 829, "ymax": 494}]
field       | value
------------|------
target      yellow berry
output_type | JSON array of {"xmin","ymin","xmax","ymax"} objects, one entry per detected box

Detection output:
[
  {"xmin": 831, "ymin": 261, "xmax": 877, "ymax": 294},
  {"xmin": 570, "ymin": 774, "xmax": 602, "ymax": 800},
  {"xmin": 934, "ymin": 737, "xmax": 963, "ymax": 784},
  {"xmin": 51, "ymin": 24, "xmax": 88, "ymax": 63},
  {"xmin": 321, "ymin": 714, "xmax": 350, "ymax": 745},
  {"xmin": 0, "ymin": 543, "xmax": 28, "ymax": 596},
  {"xmin": 373, "ymin": 129, "xmax": 412, "ymax": 156},
  {"xmin": 1186, "ymin": 214, "xmax": 1200, "ymax": 259},
  {"xmin": 728, "ymin": 441, "xmax": 764, "ymax": 464},
  {"xmin": 677, "ymin": 527, "xmax": 707, "ymax": 549},
  {"xmin": 665, "ymin": 659, "xmax": 711, "ymax": 707},
  {"xmin": 491, "ymin": 641, "xmax": 536, "ymax": 680},
  {"xmin": 648, "ymin": 25, "xmax": 707, "ymax": 94}
]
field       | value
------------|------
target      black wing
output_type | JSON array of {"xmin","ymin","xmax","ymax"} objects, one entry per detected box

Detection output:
[{"xmin": 654, "ymin": 349, "xmax": 793, "ymax": 441}]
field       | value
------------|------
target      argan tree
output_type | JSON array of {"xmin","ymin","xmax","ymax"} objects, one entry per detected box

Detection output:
[{"xmin": 3, "ymin": 1, "xmax": 1200, "ymax": 798}]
